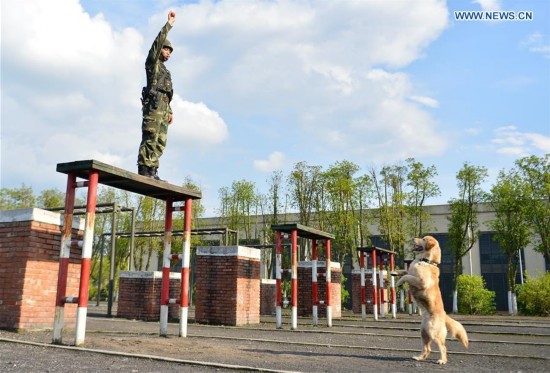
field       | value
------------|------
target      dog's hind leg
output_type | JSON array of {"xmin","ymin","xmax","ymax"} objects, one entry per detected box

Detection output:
[
  {"xmin": 434, "ymin": 335, "xmax": 447, "ymax": 365},
  {"xmin": 412, "ymin": 328, "xmax": 432, "ymax": 361}
]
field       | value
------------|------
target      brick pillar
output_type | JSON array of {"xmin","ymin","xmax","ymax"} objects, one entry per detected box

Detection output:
[
  {"xmin": 0, "ymin": 208, "xmax": 83, "ymax": 330},
  {"xmin": 117, "ymin": 271, "xmax": 180, "ymax": 321},
  {"xmin": 260, "ymin": 279, "xmax": 276, "ymax": 315},
  {"xmin": 195, "ymin": 246, "xmax": 260, "ymax": 326},
  {"xmin": 297, "ymin": 261, "xmax": 341, "ymax": 318}
]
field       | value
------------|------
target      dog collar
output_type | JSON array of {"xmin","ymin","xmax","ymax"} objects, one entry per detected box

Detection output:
[{"xmin": 419, "ymin": 258, "xmax": 438, "ymax": 267}]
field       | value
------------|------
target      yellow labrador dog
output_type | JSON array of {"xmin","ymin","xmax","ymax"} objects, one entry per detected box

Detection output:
[{"xmin": 395, "ymin": 236, "xmax": 468, "ymax": 364}]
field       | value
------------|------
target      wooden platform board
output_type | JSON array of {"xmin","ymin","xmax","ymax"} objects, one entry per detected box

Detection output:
[
  {"xmin": 56, "ymin": 160, "xmax": 201, "ymax": 202},
  {"xmin": 270, "ymin": 223, "xmax": 335, "ymax": 240}
]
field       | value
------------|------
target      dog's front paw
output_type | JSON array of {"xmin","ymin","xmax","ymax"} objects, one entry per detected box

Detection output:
[
  {"xmin": 396, "ymin": 278, "xmax": 405, "ymax": 287},
  {"xmin": 437, "ymin": 359, "xmax": 447, "ymax": 365}
]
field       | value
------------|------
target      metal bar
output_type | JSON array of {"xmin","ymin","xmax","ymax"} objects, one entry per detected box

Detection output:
[
  {"xmin": 52, "ymin": 172, "xmax": 76, "ymax": 344},
  {"xmin": 179, "ymin": 197, "xmax": 193, "ymax": 337},
  {"xmin": 390, "ymin": 253, "xmax": 396, "ymax": 319},
  {"xmin": 360, "ymin": 251, "xmax": 366, "ymax": 321},
  {"xmin": 372, "ymin": 250, "xmax": 378, "ymax": 321},
  {"xmin": 275, "ymin": 231, "xmax": 282, "ymax": 329},
  {"xmin": 129, "ymin": 208, "xmax": 135, "ymax": 271},
  {"xmin": 75, "ymin": 170, "xmax": 98, "ymax": 346},
  {"xmin": 311, "ymin": 239, "xmax": 318, "ymax": 326},
  {"xmin": 107, "ymin": 201, "xmax": 118, "ymax": 317},
  {"xmin": 96, "ymin": 235, "xmax": 105, "ymax": 307},
  {"xmin": 379, "ymin": 253, "xmax": 385, "ymax": 319},
  {"xmin": 325, "ymin": 239, "xmax": 332, "ymax": 327},
  {"xmin": 160, "ymin": 198, "xmax": 173, "ymax": 337},
  {"xmin": 290, "ymin": 229, "xmax": 298, "ymax": 330}
]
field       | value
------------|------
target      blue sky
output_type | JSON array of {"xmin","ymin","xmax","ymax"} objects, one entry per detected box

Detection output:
[{"xmin": 1, "ymin": 0, "xmax": 549, "ymax": 216}]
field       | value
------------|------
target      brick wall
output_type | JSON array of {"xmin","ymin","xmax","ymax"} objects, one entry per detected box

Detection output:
[
  {"xmin": 297, "ymin": 261, "xmax": 341, "ymax": 318},
  {"xmin": 351, "ymin": 270, "xmax": 388, "ymax": 314},
  {"xmin": 0, "ymin": 209, "xmax": 84, "ymax": 330},
  {"xmin": 195, "ymin": 246, "xmax": 260, "ymax": 326},
  {"xmin": 117, "ymin": 271, "xmax": 181, "ymax": 321},
  {"xmin": 260, "ymin": 279, "xmax": 276, "ymax": 315}
]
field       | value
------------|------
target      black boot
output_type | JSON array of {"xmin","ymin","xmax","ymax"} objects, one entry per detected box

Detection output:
[
  {"xmin": 150, "ymin": 167, "xmax": 164, "ymax": 181},
  {"xmin": 138, "ymin": 165, "xmax": 151, "ymax": 177}
]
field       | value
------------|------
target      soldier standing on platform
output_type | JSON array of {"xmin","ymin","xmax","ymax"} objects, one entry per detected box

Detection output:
[{"xmin": 137, "ymin": 11, "xmax": 176, "ymax": 180}]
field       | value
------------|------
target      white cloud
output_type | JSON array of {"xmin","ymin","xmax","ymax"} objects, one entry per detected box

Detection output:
[
  {"xmin": 409, "ymin": 95, "xmax": 439, "ymax": 108},
  {"xmin": 1, "ymin": 0, "xmax": 453, "ymax": 199},
  {"xmin": 473, "ymin": 0, "xmax": 501, "ymax": 12},
  {"xmin": 169, "ymin": 98, "xmax": 229, "ymax": 146},
  {"xmin": 521, "ymin": 33, "xmax": 550, "ymax": 59},
  {"xmin": 254, "ymin": 152, "xmax": 287, "ymax": 172},
  {"xmin": 492, "ymin": 125, "xmax": 550, "ymax": 156}
]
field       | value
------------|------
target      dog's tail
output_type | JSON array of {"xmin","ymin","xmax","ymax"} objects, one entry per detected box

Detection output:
[{"xmin": 446, "ymin": 315, "xmax": 469, "ymax": 348}]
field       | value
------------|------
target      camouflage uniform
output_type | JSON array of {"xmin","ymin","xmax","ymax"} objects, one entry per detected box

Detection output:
[{"xmin": 137, "ymin": 22, "xmax": 174, "ymax": 176}]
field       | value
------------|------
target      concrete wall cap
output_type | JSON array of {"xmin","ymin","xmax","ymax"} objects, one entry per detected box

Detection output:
[
  {"xmin": 298, "ymin": 261, "xmax": 341, "ymax": 269},
  {"xmin": 119, "ymin": 271, "xmax": 181, "ymax": 279},
  {"xmin": 196, "ymin": 245, "xmax": 261, "ymax": 259},
  {"xmin": 351, "ymin": 269, "xmax": 374, "ymax": 274},
  {"xmin": 0, "ymin": 208, "xmax": 84, "ymax": 230}
]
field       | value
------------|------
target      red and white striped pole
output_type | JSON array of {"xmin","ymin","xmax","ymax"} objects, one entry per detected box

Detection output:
[
  {"xmin": 406, "ymin": 260, "xmax": 413, "ymax": 315},
  {"xmin": 160, "ymin": 198, "xmax": 173, "ymax": 336},
  {"xmin": 371, "ymin": 250, "xmax": 378, "ymax": 321},
  {"xmin": 275, "ymin": 231, "xmax": 283, "ymax": 328},
  {"xmin": 360, "ymin": 251, "xmax": 366, "ymax": 320},
  {"xmin": 179, "ymin": 197, "xmax": 193, "ymax": 337},
  {"xmin": 390, "ymin": 253, "xmax": 397, "ymax": 319},
  {"xmin": 75, "ymin": 171, "xmax": 98, "ymax": 346},
  {"xmin": 311, "ymin": 239, "xmax": 318, "ymax": 325},
  {"xmin": 53, "ymin": 172, "xmax": 76, "ymax": 344},
  {"xmin": 325, "ymin": 239, "xmax": 332, "ymax": 327},
  {"xmin": 379, "ymin": 253, "xmax": 385, "ymax": 318},
  {"xmin": 290, "ymin": 229, "xmax": 298, "ymax": 330}
]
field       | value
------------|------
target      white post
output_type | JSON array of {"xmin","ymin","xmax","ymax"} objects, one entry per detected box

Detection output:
[
  {"xmin": 379, "ymin": 269, "xmax": 386, "ymax": 318},
  {"xmin": 312, "ymin": 258, "xmax": 318, "ymax": 325},
  {"xmin": 360, "ymin": 265, "xmax": 366, "ymax": 320}
]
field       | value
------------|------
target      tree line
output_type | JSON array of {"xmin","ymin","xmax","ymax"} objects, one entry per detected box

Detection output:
[{"xmin": 1, "ymin": 154, "xmax": 548, "ymax": 312}]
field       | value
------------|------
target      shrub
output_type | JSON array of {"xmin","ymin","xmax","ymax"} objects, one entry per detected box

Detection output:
[
  {"xmin": 341, "ymin": 274, "xmax": 350, "ymax": 308},
  {"xmin": 517, "ymin": 272, "xmax": 550, "ymax": 316},
  {"xmin": 457, "ymin": 274, "xmax": 496, "ymax": 315}
]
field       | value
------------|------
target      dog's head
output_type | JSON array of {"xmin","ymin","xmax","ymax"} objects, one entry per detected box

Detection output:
[{"xmin": 411, "ymin": 235, "xmax": 441, "ymax": 264}]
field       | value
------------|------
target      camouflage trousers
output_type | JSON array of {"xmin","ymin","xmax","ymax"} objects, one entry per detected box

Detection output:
[{"xmin": 137, "ymin": 99, "xmax": 170, "ymax": 168}]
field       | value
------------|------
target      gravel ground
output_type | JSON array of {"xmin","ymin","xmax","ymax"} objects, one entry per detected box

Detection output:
[{"xmin": 1, "ymin": 308, "xmax": 549, "ymax": 372}]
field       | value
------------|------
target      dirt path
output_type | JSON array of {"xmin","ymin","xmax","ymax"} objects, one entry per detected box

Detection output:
[{"xmin": 2, "ymin": 310, "xmax": 549, "ymax": 372}]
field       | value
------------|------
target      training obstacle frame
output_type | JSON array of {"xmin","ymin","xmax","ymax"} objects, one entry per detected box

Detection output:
[
  {"xmin": 52, "ymin": 160, "xmax": 201, "ymax": 345},
  {"xmin": 356, "ymin": 246, "xmax": 397, "ymax": 320},
  {"xmin": 271, "ymin": 223, "xmax": 335, "ymax": 329}
]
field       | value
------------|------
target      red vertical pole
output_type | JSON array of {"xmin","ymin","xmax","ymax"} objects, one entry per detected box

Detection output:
[
  {"xmin": 390, "ymin": 253, "xmax": 396, "ymax": 318},
  {"xmin": 275, "ymin": 231, "xmax": 283, "ymax": 328},
  {"xmin": 291, "ymin": 229, "xmax": 298, "ymax": 330},
  {"xmin": 325, "ymin": 239, "xmax": 332, "ymax": 327},
  {"xmin": 75, "ymin": 171, "xmax": 98, "ymax": 346},
  {"xmin": 372, "ymin": 250, "xmax": 378, "ymax": 320},
  {"xmin": 360, "ymin": 251, "xmax": 366, "ymax": 320},
  {"xmin": 160, "ymin": 198, "xmax": 173, "ymax": 336},
  {"xmin": 379, "ymin": 253, "xmax": 385, "ymax": 318},
  {"xmin": 179, "ymin": 197, "xmax": 192, "ymax": 337},
  {"xmin": 52, "ymin": 172, "xmax": 76, "ymax": 344},
  {"xmin": 311, "ymin": 239, "xmax": 318, "ymax": 325},
  {"xmin": 406, "ymin": 261, "xmax": 413, "ymax": 315}
]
